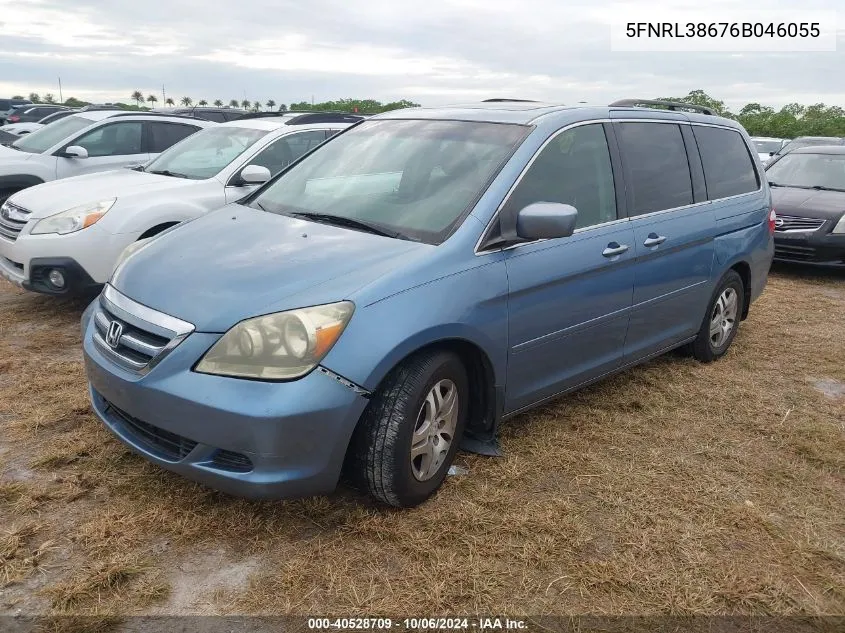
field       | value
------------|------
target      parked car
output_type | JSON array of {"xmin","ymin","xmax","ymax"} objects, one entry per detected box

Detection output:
[
  {"xmin": 152, "ymin": 106, "xmax": 249, "ymax": 122},
  {"xmin": 765, "ymin": 145, "xmax": 845, "ymax": 264},
  {"xmin": 775, "ymin": 136, "xmax": 845, "ymax": 158},
  {"xmin": 0, "ymin": 112, "xmax": 363, "ymax": 295},
  {"xmin": 79, "ymin": 98, "xmax": 774, "ymax": 507},
  {"xmin": 751, "ymin": 136, "xmax": 786, "ymax": 165},
  {"xmin": 0, "ymin": 98, "xmax": 32, "ymax": 124},
  {"xmin": 3, "ymin": 104, "xmax": 69, "ymax": 126},
  {"xmin": 0, "ymin": 109, "xmax": 78, "ymax": 136},
  {"xmin": 0, "ymin": 111, "xmax": 213, "ymax": 204}
]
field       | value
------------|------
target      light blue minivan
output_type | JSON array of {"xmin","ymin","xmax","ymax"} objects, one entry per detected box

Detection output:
[{"xmin": 81, "ymin": 99, "xmax": 775, "ymax": 507}]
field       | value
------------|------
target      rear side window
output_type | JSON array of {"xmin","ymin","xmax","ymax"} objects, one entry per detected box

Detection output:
[
  {"xmin": 147, "ymin": 122, "xmax": 200, "ymax": 153},
  {"xmin": 693, "ymin": 126, "xmax": 759, "ymax": 199},
  {"xmin": 615, "ymin": 122, "xmax": 693, "ymax": 216}
]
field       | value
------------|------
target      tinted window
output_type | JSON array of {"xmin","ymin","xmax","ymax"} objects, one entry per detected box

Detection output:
[
  {"xmin": 223, "ymin": 111, "xmax": 246, "ymax": 121},
  {"xmin": 253, "ymin": 119, "xmax": 529, "ymax": 245},
  {"xmin": 616, "ymin": 122, "xmax": 693, "ymax": 215},
  {"xmin": 502, "ymin": 124, "xmax": 617, "ymax": 230},
  {"xmin": 147, "ymin": 122, "xmax": 200, "ymax": 153},
  {"xmin": 11, "ymin": 114, "xmax": 96, "ymax": 153},
  {"xmin": 199, "ymin": 111, "xmax": 227, "ymax": 123},
  {"xmin": 72, "ymin": 121, "xmax": 144, "ymax": 157},
  {"xmin": 765, "ymin": 152, "xmax": 845, "ymax": 190},
  {"xmin": 693, "ymin": 126, "xmax": 759, "ymax": 199},
  {"xmin": 242, "ymin": 131, "xmax": 328, "ymax": 177}
]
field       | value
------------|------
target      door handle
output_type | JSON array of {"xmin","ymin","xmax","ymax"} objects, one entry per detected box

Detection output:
[
  {"xmin": 643, "ymin": 233, "xmax": 667, "ymax": 247},
  {"xmin": 602, "ymin": 242, "xmax": 630, "ymax": 258}
]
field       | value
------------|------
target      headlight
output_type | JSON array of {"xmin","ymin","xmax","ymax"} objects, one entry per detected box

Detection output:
[
  {"xmin": 833, "ymin": 214, "xmax": 845, "ymax": 234},
  {"xmin": 195, "ymin": 301, "xmax": 355, "ymax": 380},
  {"xmin": 30, "ymin": 199, "xmax": 116, "ymax": 235}
]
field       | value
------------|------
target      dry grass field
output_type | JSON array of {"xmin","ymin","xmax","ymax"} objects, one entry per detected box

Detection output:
[{"xmin": 0, "ymin": 264, "xmax": 843, "ymax": 630}]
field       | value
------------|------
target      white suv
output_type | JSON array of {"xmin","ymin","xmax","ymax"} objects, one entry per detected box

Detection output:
[
  {"xmin": 0, "ymin": 111, "xmax": 213, "ymax": 203},
  {"xmin": 0, "ymin": 112, "xmax": 362, "ymax": 295}
]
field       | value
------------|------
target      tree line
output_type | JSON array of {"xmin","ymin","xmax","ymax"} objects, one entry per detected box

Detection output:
[
  {"xmin": 11, "ymin": 92, "xmax": 421, "ymax": 115},
  {"xmin": 657, "ymin": 90, "xmax": 845, "ymax": 139}
]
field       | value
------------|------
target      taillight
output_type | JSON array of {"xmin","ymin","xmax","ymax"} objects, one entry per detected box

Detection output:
[
  {"xmin": 8, "ymin": 115, "xmax": 19, "ymax": 122},
  {"xmin": 768, "ymin": 208, "xmax": 777, "ymax": 234}
]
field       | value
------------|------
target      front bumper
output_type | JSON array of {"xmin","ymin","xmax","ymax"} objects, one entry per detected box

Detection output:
[
  {"xmin": 82, "ymin": 307, "xmax": 370, "ymax": 499},
  {"xmin": 0, "ymin": 224, "xmax": 130, "ymax": 294},
  {"xmin": 774, "ymin": 227, "xmax": 845, "ymax": 265}
]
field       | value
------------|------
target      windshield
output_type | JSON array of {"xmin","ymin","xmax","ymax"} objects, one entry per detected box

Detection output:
[
  {"xmin": 10, "ymin": 114, "xmax": 95, "ymax": 153},
  {"xmin": 251, "ymin": 119, "xmax": 529, "ymax": 244},
  {"xmin": 766, "ymin": 153, "xmax": 845, "ymax": 190},
  {"xmin": 778, "ymin": 138, "xmax": 845, "ymax": 155},
  {"xmin": 753, "ymin": 140, "xmax": 783, "ymax": 154},
  {"xmin": 143, "ymin": 126, "xmax": 268, "ymax": 179}
]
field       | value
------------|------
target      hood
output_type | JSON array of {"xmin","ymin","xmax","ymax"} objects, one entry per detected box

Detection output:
[
  {"xmin": 112, "ymin": 205, "xmax": 429, "ymax": 332},
  {"xmin": 10, "ymin": 169, "xmax": 201, "ymax": 219},
  {"xmin": 0, "ymin": 144, "xmax": 31, "ymax": 159},
  {"xmin": 771, "ymin": 186, "xmax": 845, "ymax": 221}
]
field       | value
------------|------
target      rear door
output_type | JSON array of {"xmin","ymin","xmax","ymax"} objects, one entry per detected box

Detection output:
[
  {"xmin": 55, "ymin": 121, "xmax": 150, "ymax": 178},
  {"xmin": 501, "ymin": 122, "xmax": 636, "ymax": 413},
  {"xmin": 613, "ymin": 120, "xmax": 716, "ymax": 362}
]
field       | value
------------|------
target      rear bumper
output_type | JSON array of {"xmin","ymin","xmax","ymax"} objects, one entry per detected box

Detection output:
[{"xmin": 774, "ymin": 229, "xmax": 845, "ymax": 265}]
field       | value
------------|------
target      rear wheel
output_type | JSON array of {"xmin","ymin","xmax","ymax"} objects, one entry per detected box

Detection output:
[
  {"xmin": 348, "ymin": 350, "xmax": 468, "ymax": 507},
  {"xmin": 691, "ymin": 270, "xmax": 745, "ymax": 362}
]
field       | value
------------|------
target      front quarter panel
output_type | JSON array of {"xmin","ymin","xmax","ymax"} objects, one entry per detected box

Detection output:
[{"xmin": 321, "ymin": 253, "xmax": 509, "ymax": 394}]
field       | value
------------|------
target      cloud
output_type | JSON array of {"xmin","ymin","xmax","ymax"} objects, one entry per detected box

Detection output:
[{"xmin": 0, "ymin": 0, "xmax": 842, "ymax": 110}]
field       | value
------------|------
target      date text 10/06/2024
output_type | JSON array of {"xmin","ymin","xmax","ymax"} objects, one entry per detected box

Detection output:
[{"xmin": 307, "ymin": 618, "xmax": 528, "ymax": 630}]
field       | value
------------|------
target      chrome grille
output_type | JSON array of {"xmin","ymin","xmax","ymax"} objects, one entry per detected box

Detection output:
[
  {"xmin": 774, "ymin": 214, "xmax": 826, "ymax": 233},
  {"xmin": 0, "ymin": 201, "xmax": 31, "ymax": 241},
  {"xmin": 92, "ymin": 284, "xmax": 194, "ymax": 374}
]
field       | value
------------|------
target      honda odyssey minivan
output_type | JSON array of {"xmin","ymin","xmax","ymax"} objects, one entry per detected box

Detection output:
[{"xmin": 81, "ymin": 99, "xmax": 775, "ymax": 507}]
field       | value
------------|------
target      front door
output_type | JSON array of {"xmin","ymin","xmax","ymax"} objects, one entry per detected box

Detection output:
[
  {"xmin": 501, "ymin": 123, "xmax": 636, "ymax": 413},
  {"xmin": 56, "ymin": 121, "xmax": 150, "ymax": 179}
]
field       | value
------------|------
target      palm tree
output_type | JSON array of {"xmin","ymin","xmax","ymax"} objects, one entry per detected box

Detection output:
[
  {"xmin": 198, "ymin": 99, "xmax": 208, "ymax": 106},
  {"xmin": 165, "ymin": 98, "xmax": 175, "ymax": 106},
  {"xmin": 147, "ymin": 94, "xmax": 158, "ymax": 108},
  {"xmin": 266, "ymin": 99, "xmax": 276, "ymax": 111},
  {"xmin": 180, "ymin": 96, "xmax": 193, "ymax": 107},
  {"xmin": 214, "ymin": 99, "xmax": 223, "ymax": 107},
  {"xmin": 131, "ymin": 91, "xmax": 143, "ymax": 107},
  {"xmin": 241, "ymin": 99, "xmax": 250, "ymax": 109}
]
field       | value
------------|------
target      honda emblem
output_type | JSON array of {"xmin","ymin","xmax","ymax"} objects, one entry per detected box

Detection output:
[{"xmin": 105, "ymin": 320, "xmax": 123, "ymax": 348}]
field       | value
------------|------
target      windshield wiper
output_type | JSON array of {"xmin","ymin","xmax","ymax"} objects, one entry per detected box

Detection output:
[
  {"xmin": 147, "ymin": 169, "xmax": 188, "ymax": 179},
  {"xmin": 810, "ymin": 185, "xmax": 845, "ymax": 192},
  {"xmin": 768, "ymin": 181, "xmax": 784, "ymax": 187},
  {"xmin": 288, "ymin": 211, "xmax": 406, "ymax": 239}
]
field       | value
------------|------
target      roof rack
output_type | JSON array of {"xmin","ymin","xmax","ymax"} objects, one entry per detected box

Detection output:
[
  {"xmin": 105, "ymin": 111, "xmax": 206, "ymax": 121},
  {"xmin": 609, "ymin": 99, "xmax": 714, "ymax": 116},
  {"xmin": 482, "ymin": 98, "xmax": 539, "ymax": 103},
  {"xmin": 284, "ymin": 112, "xmax": 367, "ymax": 125}
]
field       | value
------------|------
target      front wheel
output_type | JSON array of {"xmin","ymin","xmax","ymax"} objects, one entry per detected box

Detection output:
[
  {"xmin": 348, "ymin": 350, "xmax": 468, "ymax": 507},
  {"xmin": 691, "ymin": 270, "xmax": 745, "ymax": 363}
]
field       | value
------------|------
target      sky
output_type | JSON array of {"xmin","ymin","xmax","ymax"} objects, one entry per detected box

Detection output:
[{"xmin": 0, "ymin": 0, "xmax": 842, "ymax": 111}]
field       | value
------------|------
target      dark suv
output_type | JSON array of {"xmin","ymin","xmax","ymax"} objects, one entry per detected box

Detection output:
[
  {"xmin": 3, "ymin": 105, "xmax": 69, "ymax": 125},
  {"xmin": 152, "ymin": 107, "xmax": 248, "ymax": 123}
]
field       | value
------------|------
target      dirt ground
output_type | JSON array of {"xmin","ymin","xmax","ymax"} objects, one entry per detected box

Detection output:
[{"xmin": 0, "ymin": 263, "xmax": 843, "ymax": 629}]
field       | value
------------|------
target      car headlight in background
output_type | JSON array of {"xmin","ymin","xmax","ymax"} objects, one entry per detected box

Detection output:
[
  {"xmin": 30, "ymin": 199, "xmax": 116, "ymax": 235},
  {"xmin": 833, "ymin": 214, "xmax": 845, "ymax": 234},
  {"xmin": 195, "ymin": 301, "xmax": 355, "ymax": 380}
]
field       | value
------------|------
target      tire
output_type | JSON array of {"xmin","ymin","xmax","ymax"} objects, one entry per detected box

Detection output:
[
  {"xmin": 348, "ymin": 350, "xmax": 469, "ymax": 507},
  {"xmin": 691, "ymin": 270, "xmax": 745, "ymax": 363}
]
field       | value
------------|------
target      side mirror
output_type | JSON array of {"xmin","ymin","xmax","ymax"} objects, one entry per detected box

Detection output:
[
  {"xmin": 239, "ymin": 164, "xmax": 271, "ymax": 185},
  {"xmin": 516, "ymin": 202, "xmax": 578, "ymax": 240},
  {"xmin": 768, "ymin": 151, "xmax": 775, "ymax": 156},
  {"xmin": 64, "ymin": 145, "xmax": 88, "ymax": 159}
]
